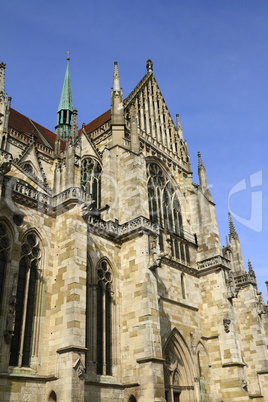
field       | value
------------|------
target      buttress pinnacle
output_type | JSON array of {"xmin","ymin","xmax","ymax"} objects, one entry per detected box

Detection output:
[
  {"xmin": 228, "ymin": 212, "xmax": 238, "ymax": 240},
  {"xmin": 113, "ymin": 61, "xmax": 120, "ymax": 92}
]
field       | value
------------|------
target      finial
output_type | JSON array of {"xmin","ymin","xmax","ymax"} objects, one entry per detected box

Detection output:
[
  {"xmin": 197, "ymin": 152, "xmax": 204, "ymax": 169},
  {"xmin": 66, "ymin": 51, "xmax": 70, "ymax": 61},
  {"xmin": 228, "ymin": 212, "xmax": 238, "ymax": 240},
  {"xmin": 146, "ymin": 59, "xmax": 153, "ymax": 73}
]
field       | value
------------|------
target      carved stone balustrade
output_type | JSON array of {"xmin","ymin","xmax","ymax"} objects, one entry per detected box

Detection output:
[
  {"xmin": 87, "ymin": 215, "xmax": 159, "ymax": 243},
  {"xmin": 198, "ymin": 255, "xmax": 231, "ymax": 272},
  {"xmin": 234, "ymin": 272, "xmax": 257, "ymax": 288},
  {"xmin": 2, "ymin": 177, "xmax": 90, "ymax": 216}
]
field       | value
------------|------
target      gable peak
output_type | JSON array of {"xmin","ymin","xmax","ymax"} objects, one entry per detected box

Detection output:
[{"xmin": 146, "ymin": 59, "xmax": 153, "ymax": 73}]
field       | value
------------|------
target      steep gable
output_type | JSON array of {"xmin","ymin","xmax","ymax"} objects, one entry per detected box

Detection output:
[{"xmin": 123, "ymin": 64, "xmax": 191, "ymax": 171}]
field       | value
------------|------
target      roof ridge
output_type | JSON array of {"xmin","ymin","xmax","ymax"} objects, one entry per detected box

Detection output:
[{"xmin": 28, "ymin": 118, "xmax": 53, "ymax": 149}]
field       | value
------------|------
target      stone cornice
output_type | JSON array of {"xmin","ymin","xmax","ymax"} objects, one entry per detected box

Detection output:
[
  {"xmin": 85, "ymin": 380, "xmax": 140, "ymax": 389},
  {"xmin": 57, "ymin": 345, "xmax": 89, "ymax": 354},
  {"xmin": 9, "ymin": 128, "xmax": 54, "ymax": 157},
  {"xmin": 222, "ymin": 362, "xmax": 246, "ymax": 368},
  {"xmin": 136, "ymin": 357, "xmax": 166, "ymax": 364},
  {"xmin": 0, "ymin": 372, "xmax": 57, "ymax": 381}
]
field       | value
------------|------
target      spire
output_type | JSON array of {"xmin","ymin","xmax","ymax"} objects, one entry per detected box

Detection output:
[
  {"xmin": 0, "ymin": 62, "xmax": 6, "ymax": 93},
  {"xmin": 113, "ymin": 61, "xmax": 120, "ymax": 92},
  {"xmin": 228, "ymin": 212, "xmax": 238, "ymax": 240},
  {"xmin": 56, "ymin": 53, "xmax": 73, "ymax": 140},
  {"xmin": 111, "ymin": 61, "xmax": 124, "ymax": 131},
  {"xmin": 176, "ymin": 114, "xmax": 184, "ymax": 140},
  {"xmin": 198, "ymin": 152, "xmax": 208, "ymax": 189}
]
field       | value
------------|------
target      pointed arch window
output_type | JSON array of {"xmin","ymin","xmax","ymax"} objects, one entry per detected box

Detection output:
[
  {"xmin": 0, "ymin": 222, "xmax": 10, "ymax": 310},
  {"xmin": 96, "ymin": 260, "xmax": 113, "ymax": 375},
  {"xmin": 9, "ymin": 232, "xmax": 41, "ymax": 367},
  {"xmin": 147, "ymin": 162, "xmax": 183, "ymax": 236},
  {"xmin": 81, "ymin": 158, "xmax": 102, "ymax": 209}
]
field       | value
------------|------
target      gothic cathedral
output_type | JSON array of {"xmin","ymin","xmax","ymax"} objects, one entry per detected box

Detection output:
[{"xmin": 0, "ymin": 59, "xmax": 267, "ymax": 401}]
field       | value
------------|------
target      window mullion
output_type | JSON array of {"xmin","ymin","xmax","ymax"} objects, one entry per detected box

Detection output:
[
  {"xmin": 102, "ymin": 287, "xmax": 106, "ymax": 375},
  {"xmin": 18, "ymin": 266, "xmax": 31, "ymax": 367}
]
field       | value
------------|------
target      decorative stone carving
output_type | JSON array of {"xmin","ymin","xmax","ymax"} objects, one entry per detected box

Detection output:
[
  {"xmin": 256, "ymin": 292, "xmax": 265, "ymax": 316},
  {"xmin": 190, "ymin": 332, "xmax": 196, "ymax": 355},
  {"xmin": 242, "ymin": 380, "xmax": 248, "ymax": 392},
  {"xmin": 73, "ymin": 357, "xmax": 86, "ymax": 380},
  {"xmin": 0, "ymin": 151, "xmax": 12, "ymax": 175},
  {"xmin": 223, "ymin": 318, "xmax": 231, "ymax": 333},
  {"xmin": 164, "ymin": 348, "xmax": 178, "ymax": 373},
  {"xmin": 148, "ymin": 235, "xmax": 167, "ymax": 270},
  {"xmin": 227, "ymin": 271, "xmax": 238, "ymax": 299}
]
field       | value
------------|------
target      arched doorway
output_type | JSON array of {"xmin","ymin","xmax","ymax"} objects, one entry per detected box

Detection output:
[{"xmin": 163, "ymin": 328, "xmax": 196, "ymax": 402}]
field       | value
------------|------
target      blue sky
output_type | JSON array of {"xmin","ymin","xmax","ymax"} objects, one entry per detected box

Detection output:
[{"xmin": 2, "ymin": 0, "xmax": 268, "ymax": 296}]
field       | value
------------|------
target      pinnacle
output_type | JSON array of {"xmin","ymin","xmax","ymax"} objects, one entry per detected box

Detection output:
[
  {"xmin": 248, "ymin": 259, "xmax": 256, "ymax": 276},
  {"xmin": 228, "ymin": 212, "xmax": 238, "ymax": 240},
  {"xmin": 113, "ymin": 61, "xmax": 120, "ymax": 91},
  {"xmin": 197, "ymin": 152, "xmax": 204, "ymax": 169}
]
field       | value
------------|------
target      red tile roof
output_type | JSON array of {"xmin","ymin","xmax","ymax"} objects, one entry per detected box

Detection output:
[
  {"xmin": 82, "ymin": 109, "xmax": 111, "ymax": 134},
  {"xmin": 9, "ymin": 108, "xmax": 57, "ymax": 149},
  {"xmin": 9, "ymin": 107, "xmax": 111, "ymax": 151}
]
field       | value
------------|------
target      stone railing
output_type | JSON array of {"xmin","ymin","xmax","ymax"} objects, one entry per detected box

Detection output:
[
  {"xmin": 51, "ymin": 187, "xmax": 90, "ymax": 209},
  {"xmin": 234, "ymin": 272, "xmax": 257, "ymax": 287},
  {"xmin": 2, "ymin": 177, "xmax": 90, "ymax": 216},
  {"xmin": 87, "ymin": 215, "xmax": 159, "ymax": 242},
  {"xmin": 3, "ymin": 177, "xmax": 50, "ymax": 210},
  {"xmin": 198, "ymin": 255, "xmax": 231, "ymax": 270}
]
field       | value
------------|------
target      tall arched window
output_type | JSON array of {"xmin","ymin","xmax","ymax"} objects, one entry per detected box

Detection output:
[
  {"xmin": 96, "ymin": 260, "xmax": 113, "ymax": 375},
  {"xmin": 147, "ymin": 162, "xmax": 182, "ymax": 235},
  {"xmin": 81, "ymin": 158, "xmax": 102, "ymax": 209},
  {"xmin": 9, "ymin": 232, "xmax": 41, "ymax": 367},
  {"xmin": 0, "ymin": 222, "xmax": 10, "ymax": 310}
]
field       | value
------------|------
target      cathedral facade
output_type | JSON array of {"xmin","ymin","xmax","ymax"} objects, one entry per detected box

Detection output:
[{"xmin": 0, "ymin": 59, "xmax": 267, "ymax": 401}]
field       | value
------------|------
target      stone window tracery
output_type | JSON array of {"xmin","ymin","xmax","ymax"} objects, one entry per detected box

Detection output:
[
  {"xmin": 147, "ymin": 162, "xmax": 182, "ymax": 235},
  {"xmin": 9, "ymin": 232, "xmax": 41, "ymax": 367},
  {"xmin": 81, "ymin": 158, "xmax": 102, "ymax": 209},
  {"xmin": 147, "ymin": 162, "xmax": 191, "ymax": 264}
]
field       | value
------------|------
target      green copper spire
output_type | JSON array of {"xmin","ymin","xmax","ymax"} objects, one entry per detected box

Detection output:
[{"xmin": 56, "ymin": 53, "xmax": 73, "ymax": 140}]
